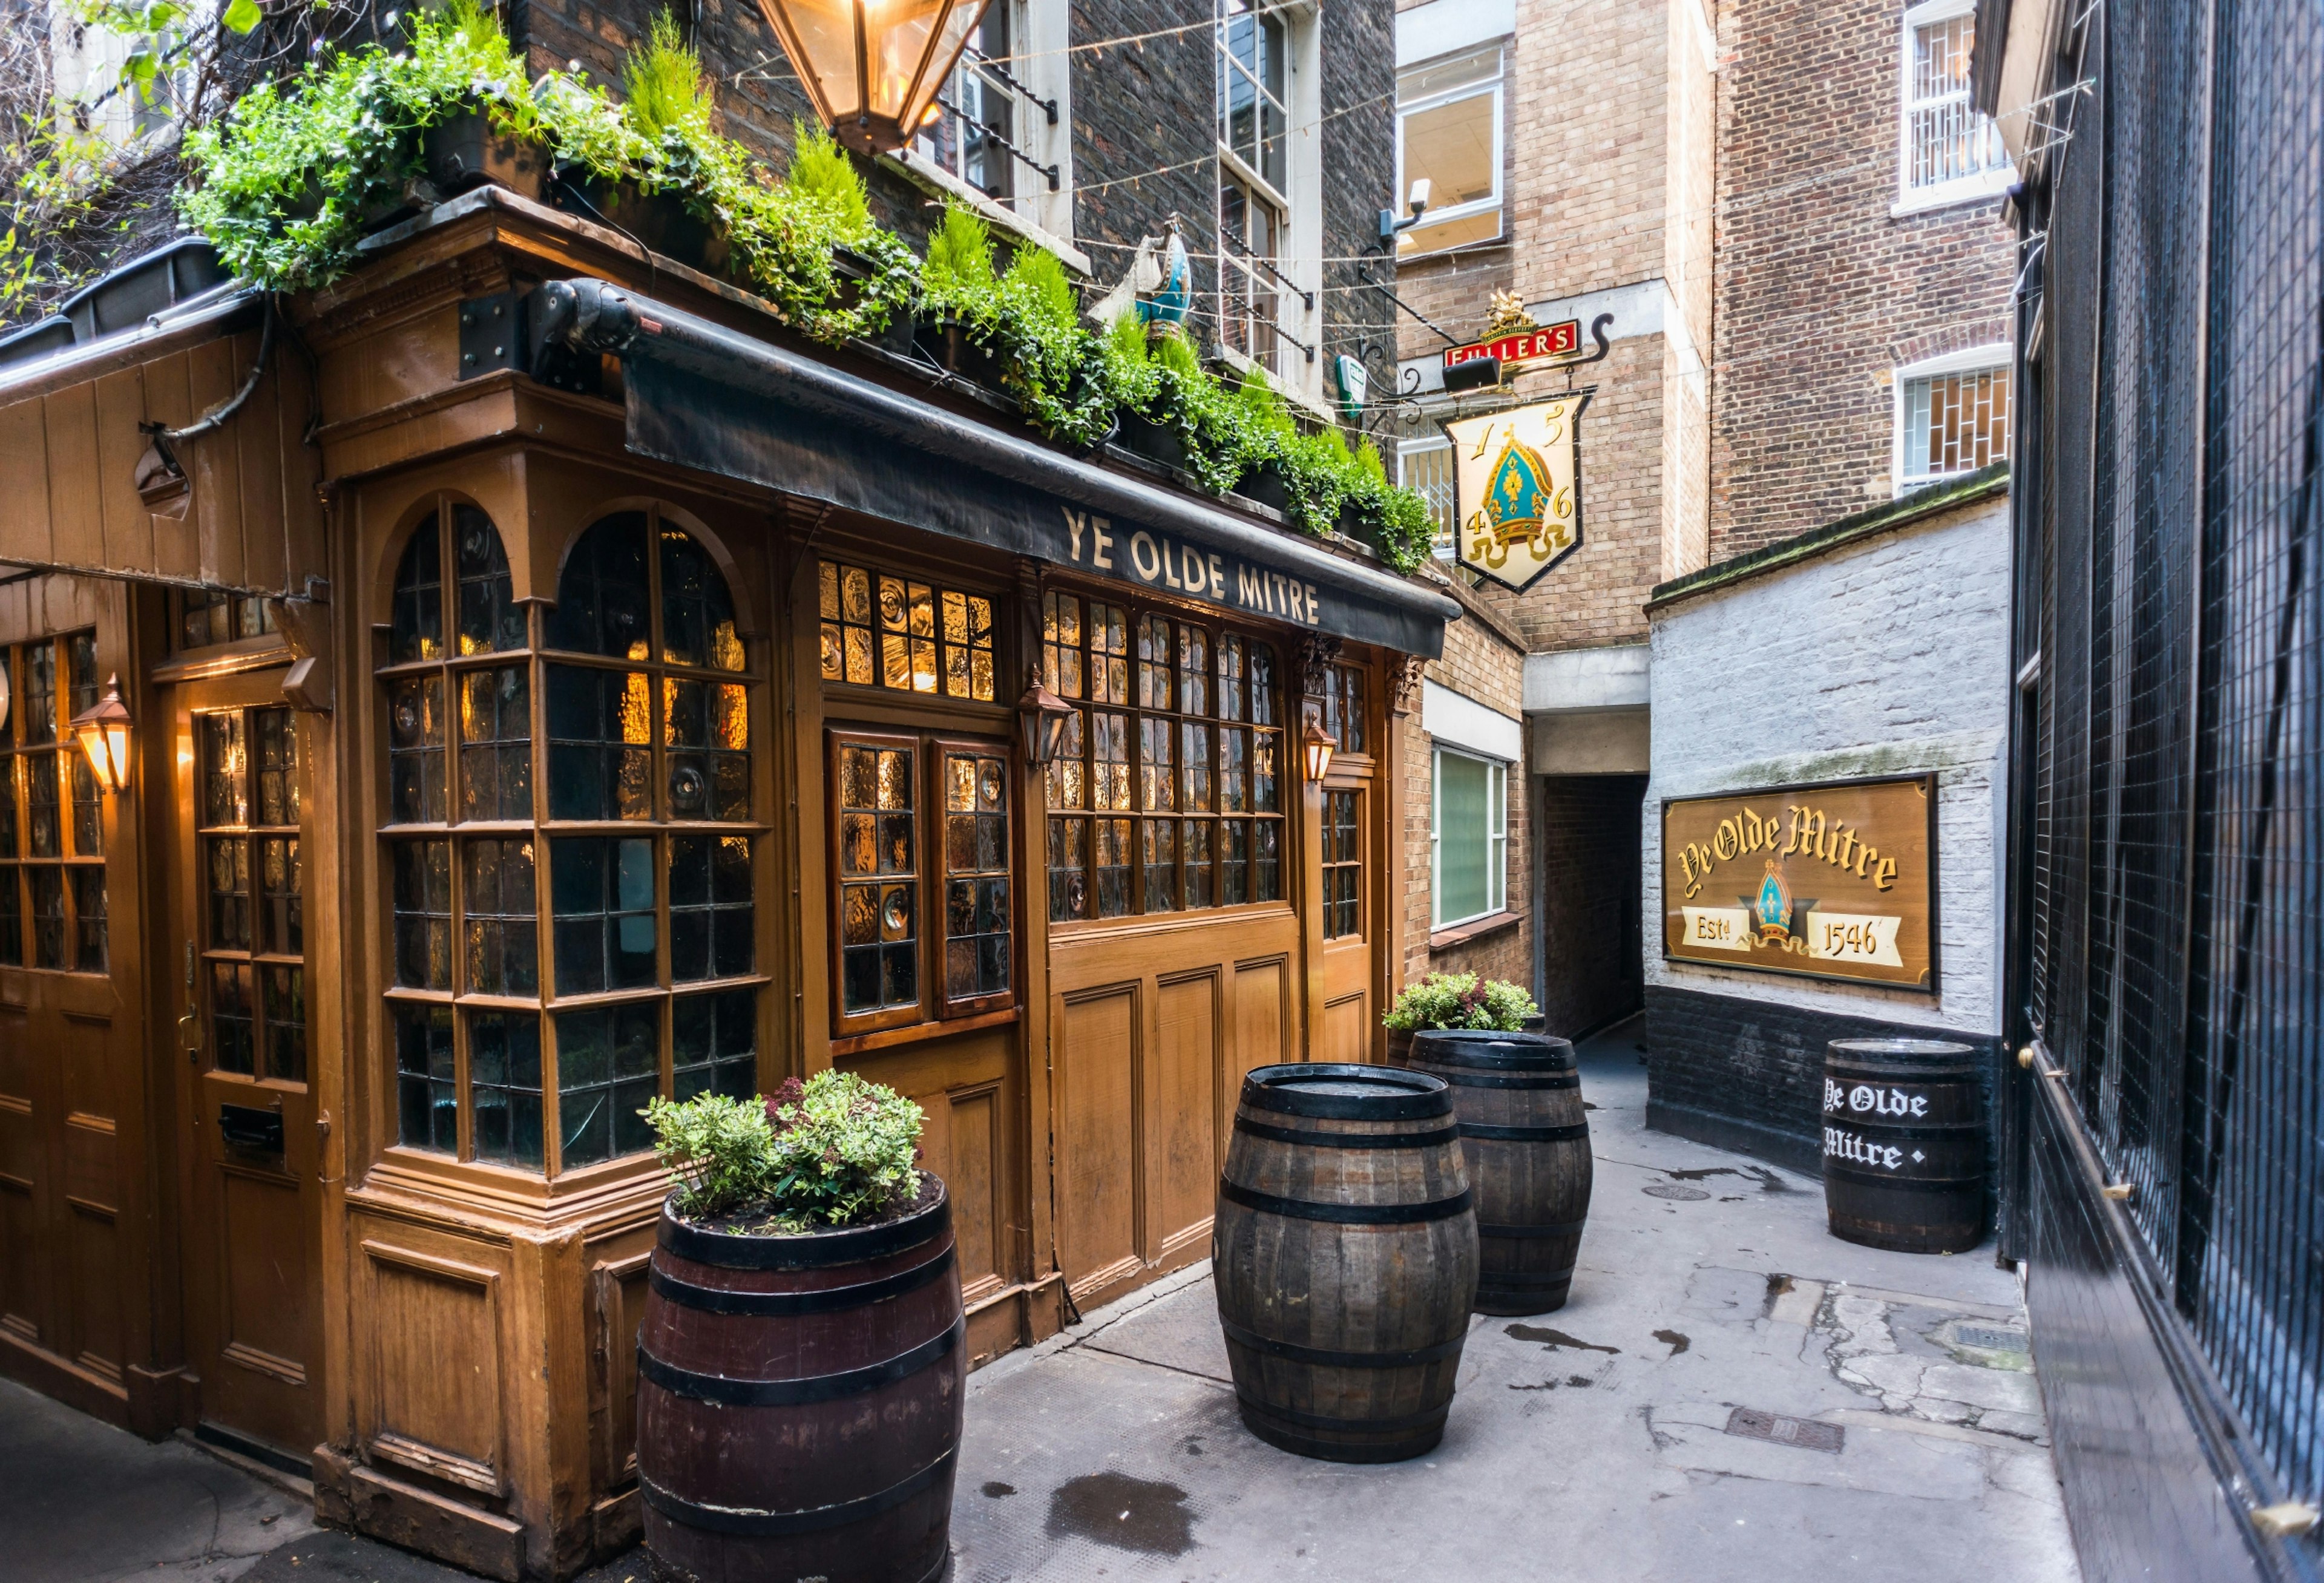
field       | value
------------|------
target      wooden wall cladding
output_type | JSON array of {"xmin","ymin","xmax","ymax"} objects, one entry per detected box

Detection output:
[
  {"xmin": 1048, "ymin": 912, "xmax": 1299, "ymax": 1306},
  {"xmin": 837, "ymin": 1027, "xmax": 1019, "ymax": 1312},
  {"xmin": 359, "ymin": 1238, "xmax": 508, "ymax": 1495},
  {"xmin": 0, "ymin": 326, "xmax": 326, "ymax": 593}
]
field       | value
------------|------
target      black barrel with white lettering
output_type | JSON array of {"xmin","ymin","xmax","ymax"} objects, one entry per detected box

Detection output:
[{"xmin": 1822, "ymin": 1038, "xmax": 1986, "ymax": 1254}]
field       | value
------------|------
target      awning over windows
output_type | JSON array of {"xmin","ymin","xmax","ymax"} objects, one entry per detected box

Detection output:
[{"xmin": 538, "ymin": 280, "xmax": 1462, "ymax": 658}]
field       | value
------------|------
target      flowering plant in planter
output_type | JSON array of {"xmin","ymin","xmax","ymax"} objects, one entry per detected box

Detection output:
[{"xmin": 642, "ymin": 1069, "xmax": 924, "ymax": 1231}]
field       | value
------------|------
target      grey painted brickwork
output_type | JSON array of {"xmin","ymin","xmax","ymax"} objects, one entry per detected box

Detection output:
[{"xmin": 1643, "ymin": 494, "xmax": 2011, "ymax": 1167}]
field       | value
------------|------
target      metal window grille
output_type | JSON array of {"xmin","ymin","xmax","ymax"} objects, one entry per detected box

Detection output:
[
  {"xmin": 1903, "ymin": 366, "xmax": 2012, "ymax": 482},
  {"xmin": 1399, "ymin": 439, "xmax": 1457, "ymax": 555},
  {"xmin": 1906, "ymin": 12, "xmax": 2009, "ymax": 191},
  {"xmin": 914, "ymin": 7, "xmax": 1016, "ymax": 202},
  {"xmin": 2017, "ymin": 0, "xmax": 2324, "ymax": 1513}
]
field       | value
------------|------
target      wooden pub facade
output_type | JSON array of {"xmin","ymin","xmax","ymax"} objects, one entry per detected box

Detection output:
[{"xmin": 0, "ymin": 175, "xmax": 1456, "ymax": 1574}]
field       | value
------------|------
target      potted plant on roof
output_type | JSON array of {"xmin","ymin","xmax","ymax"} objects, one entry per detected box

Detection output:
[
  {"xmin": 1382, "ymin": 972, "xmax": 1542, "ymax": 1067},
  {"xmin": 634, "ymin": 1072, "xmax": 962, "ymax": 1583},
  {"xmin": 550, "ymin": 11, "xmax": 734, "ymax": 275}
]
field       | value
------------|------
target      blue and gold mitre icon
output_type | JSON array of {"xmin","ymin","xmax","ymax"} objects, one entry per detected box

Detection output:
[
  {"xmin": 1752, "ymin": 857, "xmax": 1793, "ymax": 941},
  {"xmin": 1483, "ymin": 435, "xmax": 1551, "ymax": 542}
]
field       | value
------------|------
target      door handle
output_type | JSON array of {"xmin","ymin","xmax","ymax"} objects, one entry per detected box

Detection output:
[{"xmin": 179, "ymin": 1008, "xmax": 201, "ymax": 1062}]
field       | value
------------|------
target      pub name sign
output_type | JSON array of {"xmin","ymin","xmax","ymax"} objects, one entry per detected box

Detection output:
[
  {"xmin": 1442, "ymin": 317, "xmax": 1582, "ymax": 376},
  {"xmin": 1661, "ymin": 775, "xmax": 1937, "ymax": 991}
]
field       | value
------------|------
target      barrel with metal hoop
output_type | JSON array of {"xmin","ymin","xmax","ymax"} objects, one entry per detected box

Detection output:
[
  {"xmin": 1213, "ymin": 1063, "xmax": 1479, "ymax": 1463},
  {"xmin": 1823, "ymin": 1038, "xmax": 1987, "ymax": 1254},
  {"xmin": 635, "ymin": 1175, "xmax": 963, "ymax": 1583},
  {"xmin": 1407, "ymin": 1029, "xmax": 1594, "ymax": 1315}
]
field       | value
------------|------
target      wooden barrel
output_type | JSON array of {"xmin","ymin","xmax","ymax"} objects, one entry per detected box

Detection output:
[
  {"xmin": 1408, "ymin": 1029, "xmax": 1593, "ymax": 1316},
  {"xmin": 1213, "ymin": 1063, "xmax": 1479, "ymax": 1463},
  {"xmin": 1822, "ymin": 1038, "xmax": 1986, "ymax": 1254},
  {"xmin": 636, "ymin": 1176, "xmax": 962, "ymax": 1583}
]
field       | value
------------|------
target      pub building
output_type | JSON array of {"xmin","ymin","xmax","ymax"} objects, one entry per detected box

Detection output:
[{"xmin": 0, "ymin": 144, "xmax": 1456, "ymax": 1583}]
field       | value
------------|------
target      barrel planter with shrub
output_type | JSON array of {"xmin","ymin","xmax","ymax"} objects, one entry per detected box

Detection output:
[
  {"xmin": 1213, "ymin": 1063, "xmax": 1479, "ymax": 1463},
  {"xmin": 1822, "ymin": 1038, "xmax": 1987, "ymax": 1255},
  {"xmin": 635, "ymin": 1072, "xmax": 962, "ymax": 1583},
  {"xmin": 1380, "ymin": 971, "xmax": 1541, "ymax": 1069},
  {"xmin": 1408, "ymin": 1029, "xmax": 1593, "ymax": 1315}
]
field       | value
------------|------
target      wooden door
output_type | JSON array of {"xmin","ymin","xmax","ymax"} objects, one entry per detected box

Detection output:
[{"xmin": 171, "ymin": 672, "xmax": 323, "ymax": 1460}]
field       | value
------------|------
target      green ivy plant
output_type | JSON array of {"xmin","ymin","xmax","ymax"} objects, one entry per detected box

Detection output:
[
  {"xmin": 1382, "ymin": 972, "xmax": 1541, "ymax": 1034},
  {"xmin": 168, "ymin": 4, "xmax": 1440, "ymax": 570}
]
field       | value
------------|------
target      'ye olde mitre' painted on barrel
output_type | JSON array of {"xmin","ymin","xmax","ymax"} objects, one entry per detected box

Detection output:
[
  {"xmin": 1822, "ymin": 1038, "xmax": 1988, "ymax": 1255},
  {"xmin": 1213, "ymin": 1064, "xmax": 1480, "ymax": 1463},
  {"xmin": 635, "ymin": 1176, "xmax": 964, "ymax": 1583},
  {"xmin": 1407, "ymin": 1029, "xmax": 1594, "ymax": 1315}
]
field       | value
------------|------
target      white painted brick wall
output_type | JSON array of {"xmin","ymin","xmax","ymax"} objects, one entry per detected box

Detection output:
[{"xmin": 1643, "ymin": 497, "xmax": 2011, "ymax": 1036}]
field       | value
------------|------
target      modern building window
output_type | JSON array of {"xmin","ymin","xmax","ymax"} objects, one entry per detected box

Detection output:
[
  {"xmin": 382, "ymin": 500, "xmax": 763, "ymax": 1176},
  {"xmin": 1894, "ymin": 347, "xmax": 2012, "ymax": 492},
  {"xmin": 1431, "ymin": 749, "xmax": 1507, "ymax": 929},
  {"xmin": 913, "ymin": 2, "xmax": 1016, "ymax": 202},
  {"xmin": 828, "ymin": 730, "xmax": 1016, "ymax": 1035},
  {"xmin": 1042, "ymin": 591, "xmax": 1285, "ymax": 923},
  {"xmin": 1898, "ymin": 0, "xmax": 2011, "ymax": 209},
  {"xmin": 1399, "ymin": 438, "xmax": 1458, "ymax": 555},
  {"xmin": 1395, "ymin": 44, "xmax": 1504, "ymax": 256},
  {"xmin": 0, "ymin": 631, "xmax": 107, "ymax": 972}
]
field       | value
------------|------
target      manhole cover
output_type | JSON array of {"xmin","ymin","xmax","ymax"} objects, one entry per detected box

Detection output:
[
  {"xmin": 1955, "ymin": 1325, "xmax": 2030, "ymax": 1353},
  {"xmin": 1725, "ymin": 1408, "xmax": 1844, "ymax": 1454},
  {"xmin": 1644, "ymin": 1183, "xmax": 1712, "ymax": 1201}
]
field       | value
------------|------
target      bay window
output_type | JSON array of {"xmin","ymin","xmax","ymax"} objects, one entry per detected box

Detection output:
[{"xmin": 382, "ymin": 501, "xmax": 763, "ymax": 1176}]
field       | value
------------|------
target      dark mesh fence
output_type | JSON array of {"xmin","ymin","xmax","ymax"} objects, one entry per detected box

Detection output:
[{"xmin": 2023, "ymin": 0, "xmax": 2324, "ymax": 1517}]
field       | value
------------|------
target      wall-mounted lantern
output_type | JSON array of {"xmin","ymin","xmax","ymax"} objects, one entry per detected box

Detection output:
[
  {"xmin": 1302, "ymin": 719, "xmax": 1336, "ymax": 784},
  {"xmin": 752, "ymin": 0, "xmax": 994, "ymax": 156},
  {"xmin": 1016, "ymin": 675, "xmax": 1076, "ymax": 767},
  {"xmin": 71, "ymin": 675, "xmax": 134, "ymax": 795}
]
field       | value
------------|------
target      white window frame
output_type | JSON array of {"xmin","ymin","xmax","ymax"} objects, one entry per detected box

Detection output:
[
  {"xmin": 1891, "ymin": 342, "xmax": 2012, "ymax": 496},
  {"xmin": 1215, "ymin": 0, "xmax": 1324, "ymax": 402},
  {"xmin": 885, "ymin": 0, "xmax": 1088, "ymax": 274},
  {"xmin": 1397, "ymin": 435, "xmax": 1457, "ymax": 559},
  {"xmin": 1894, "ymin": 0, "xmax": 2014, "ymax": 216},
  {"xmin": 1431, "ymin": 746, "xmax": 1508, "ymax": 931},
  {"xmin": 1394, "ymin": 43, "xmax": 1505, "ymax": 259}
]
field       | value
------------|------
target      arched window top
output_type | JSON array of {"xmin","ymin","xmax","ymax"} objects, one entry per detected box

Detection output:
[
  {"xmin": 548, "ymin": 511, "xmax": 743, "ymax": 670},
  {"xmin": 390, "ymin": 504, "xmax": 520, "ymax": 663}
]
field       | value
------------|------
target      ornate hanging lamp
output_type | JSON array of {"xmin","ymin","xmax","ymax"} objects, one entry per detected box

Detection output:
[{"xmin": 752, "ymin": 0, "xmax": 994, "ymax": 156}]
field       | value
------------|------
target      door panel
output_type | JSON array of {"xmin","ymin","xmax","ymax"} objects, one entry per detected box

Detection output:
[
  {"xmin": 172, "ymin": 675, "xmax": 322, "ymax": 1457},
  {"xmin": 1318, "ymin": 782, "xmax": 1375, "ymax": 1064},
  {"xmin": 1153, "ymin": 972, "xmax": 1218, "ymax": 1256},
  {"xmin": 1055, "ymin": 986, "xmax": 1140, "ymax": 1288}
]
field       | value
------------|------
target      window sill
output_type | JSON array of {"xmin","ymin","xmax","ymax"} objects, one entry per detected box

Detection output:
[
  {"xmin": 1428, "ymin": 908, "xmax": 1524, "ymax": 952},
  {"xmin": 830, "ymin": 1004, "xmax": 1021, "ymax": 1060},
  {"xmin": 881, "ymin": 150, "xmax": 1091, "ymax": 278},
  {"xmin": 1890, "ymin": 177, "xmax": 2012, "ymax": 218}
]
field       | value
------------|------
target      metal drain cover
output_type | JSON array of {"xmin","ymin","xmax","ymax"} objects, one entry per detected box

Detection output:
[
  {"xmin": 1644, "ymin": 1183, "xmax": 1712, "ymax": 1201},
  {"xmin": 1955, "ymin": 1325, "xmax": 2030, "ymax": 1353},
  {"xmin": 1725, "ymin": 1408, "xmax": 1845, "ymax": 1453}
]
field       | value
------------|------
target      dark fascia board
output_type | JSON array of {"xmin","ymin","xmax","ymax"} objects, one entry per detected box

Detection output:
[{"xmin": 1645, "ymin": 463, "xmax": 2009, "ymax": 616}]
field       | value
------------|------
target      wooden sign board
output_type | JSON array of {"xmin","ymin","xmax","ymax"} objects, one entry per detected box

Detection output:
[{"xmin": 1660, "ymin": 775, "xmax": 1937, "ymax": 991}]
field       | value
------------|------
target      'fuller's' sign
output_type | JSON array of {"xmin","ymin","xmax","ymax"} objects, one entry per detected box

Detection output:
[{"xmin": 1442, "ymin": 318, "xmax": 1581, "ymax": 375}]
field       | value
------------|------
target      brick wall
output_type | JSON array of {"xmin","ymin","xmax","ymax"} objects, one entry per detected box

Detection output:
[
  {"xmin": 1397, "ymin": 589, "xmax": 1532, "ymax": 997},
  {"xmin": 513, "ymin": 0, "xmax": 1394, "ymax": 381},
  {"xmin": 1536, "ymin": 774, "xmax": 1647, "ymax": 1038},
  {"xmin": 1708, "ymin": 0, "xmax": 2017, "ymax": 560}
]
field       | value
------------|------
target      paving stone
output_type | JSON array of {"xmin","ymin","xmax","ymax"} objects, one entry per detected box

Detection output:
[{"xmin": 1919, "ymin": 1362, "xmax": 2043, "ymax": 1416}]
